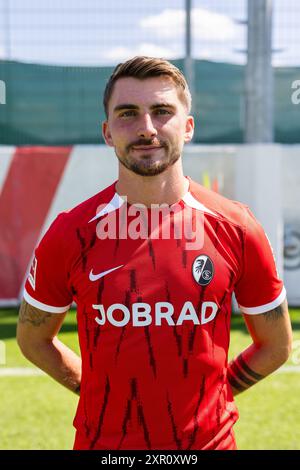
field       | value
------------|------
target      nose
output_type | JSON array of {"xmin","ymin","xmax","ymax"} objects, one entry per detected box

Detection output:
[{"xmin": 137, "ymin": 113, "xmax": 158, "ymax": 139}]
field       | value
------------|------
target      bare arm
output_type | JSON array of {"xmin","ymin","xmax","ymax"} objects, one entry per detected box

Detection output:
[
  {"xmin": 17, "ymin": 299, "xmax": 81, "ymax": 394},
  {"xmin": 228, "ymin": 299, "xmax": 293, "ymax": 395}
]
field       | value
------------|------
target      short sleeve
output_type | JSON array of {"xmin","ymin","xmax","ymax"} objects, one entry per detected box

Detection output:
[
  {"xmin": 23, "ymin": 214, "xmax": 73, "ymax": 313},
  {"xmin": 234, "ymin": 207, "xmax": 286, "ymax": 314}
]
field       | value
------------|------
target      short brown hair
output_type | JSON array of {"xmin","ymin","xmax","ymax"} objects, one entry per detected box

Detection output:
[{"xmin": 103, "ymin": 56, "xmax": 192, "ymax": 117}]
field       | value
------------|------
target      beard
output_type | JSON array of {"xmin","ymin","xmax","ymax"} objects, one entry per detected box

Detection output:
[{"xmin": 115, "ymin": 138, "xmax": 181, "ymax": 177}]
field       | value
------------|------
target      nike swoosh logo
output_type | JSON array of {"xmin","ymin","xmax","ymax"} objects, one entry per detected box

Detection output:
[{"xmin": 89, "ymin": 264, "xmax": 123, "ymax": 282}]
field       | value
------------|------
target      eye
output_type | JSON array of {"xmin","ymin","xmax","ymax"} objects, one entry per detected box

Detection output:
[
  {"xmin": 155, "ymin": 108, "xmax": 172, "ymax": 115},
  {"xmin": 119, "ymin": 110, "xmax": 137, "ymax": 118}
]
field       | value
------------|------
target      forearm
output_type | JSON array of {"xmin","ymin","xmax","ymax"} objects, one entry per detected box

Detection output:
[
  {"xmin": 228, "ymin": 342, "xmax": 289, "ymax": 396},
  {"xmin": 19, "ymin": 336, "xmax": 82, "ymax": 394},
  {"xmin": 17, "ymin": 300, "xmax": 81, "ymax": 394}
]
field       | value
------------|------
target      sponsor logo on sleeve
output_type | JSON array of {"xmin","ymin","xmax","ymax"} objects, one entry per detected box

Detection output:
[{"xmin": 28, "ymin": 256, "xmax": 38, "ymax": 290}]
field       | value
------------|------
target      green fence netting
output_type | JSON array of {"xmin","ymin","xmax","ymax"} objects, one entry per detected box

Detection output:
[{"xmin": 0, "ymin": 59, "xmax": 299, "ymax": 145}]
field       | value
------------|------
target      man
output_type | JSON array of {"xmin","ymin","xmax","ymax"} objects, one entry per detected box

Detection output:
[{"xmin": 17, "ymin": 56, "xmax": 292, "ymax": 450}]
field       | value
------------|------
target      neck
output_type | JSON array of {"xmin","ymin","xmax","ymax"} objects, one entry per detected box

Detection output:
[{"xmin": 116, "ymin": 160, "xmax": 189, "ymax": 207}]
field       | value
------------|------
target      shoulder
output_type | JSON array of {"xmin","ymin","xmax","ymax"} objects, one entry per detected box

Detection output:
[
  {"xmin": 49, "ymin": 181, "xmax": 117, "ymax": 232},
  {"xmin": 188, "ymin": 178, "xmax": 250, "ymax": 230}
]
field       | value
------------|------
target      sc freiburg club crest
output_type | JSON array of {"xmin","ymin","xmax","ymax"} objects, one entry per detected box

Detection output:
[{"xmin": 192, "ymin": 255, "xmax": 214, "ymax": 286}]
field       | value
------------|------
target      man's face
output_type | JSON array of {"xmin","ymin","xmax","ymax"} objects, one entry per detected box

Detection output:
[{"xmin": 102, "ymin": 76, "xmax": 194, "ymax": 176}]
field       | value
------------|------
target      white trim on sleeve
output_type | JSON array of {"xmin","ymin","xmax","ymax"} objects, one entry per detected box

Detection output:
[
  {"xmin": 238, "ymin": 286, "xmax": 286, "ymax": 314},
  {"xmin": 23, "ymin": 288, "xmax": 72, "ymax": 314}
]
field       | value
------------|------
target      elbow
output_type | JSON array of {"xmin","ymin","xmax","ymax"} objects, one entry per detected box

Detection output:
[
  {"xmin": 279, "ymin": 346, "xmax": 292, "ymax": 366},
  {"xmin": 270, "ymin": 339, "xmax": 293, "ymax": 368},
  {"xmin": 16, "ymin": 329, "xmax": 31, "ymax": 359},
  {"xmin": 16, "ymin": 325, "xmax": 24, "ymax": 352},
  {"xmin": 17, "ymin": 325, "xmax": 54, "ymax": 362},
  {"xmin": 283, "ymin": 336, "xmax": 293, "ymax": 363},
  {"xmin": 283, "ymin": 328, "xmax": 294, "ymax": 363},
  {"xmin": 16, "ymin": 325, "xmax": 39, "ymax": 361},
  {"xmin": 17, "ymin": 333, "xmax": 42, "ymax": 365}
]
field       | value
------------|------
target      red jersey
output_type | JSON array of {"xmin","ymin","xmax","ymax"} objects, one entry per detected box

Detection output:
[{"xmin": 24, "ymin": 178, "xmax": 285, "ymax": 450}]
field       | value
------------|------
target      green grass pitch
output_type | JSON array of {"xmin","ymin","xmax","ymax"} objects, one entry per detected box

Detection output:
[{"xmin": 0, "ymin": 308, "xmax": 299, "ymax": 450}]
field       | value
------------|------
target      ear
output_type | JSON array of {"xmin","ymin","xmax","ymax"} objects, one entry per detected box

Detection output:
[
  {"xmin": 184, "ymin": 115, "xmax": 194, "ymax": 143},
  {"xmin": 102, "ymin": 121, "xmax": 114, "ymax": 147}
]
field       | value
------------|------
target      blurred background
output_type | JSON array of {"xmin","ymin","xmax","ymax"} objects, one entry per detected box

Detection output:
[{"xmin": 0, "ymin": 0, "xmax": 299, "ymax": 450}]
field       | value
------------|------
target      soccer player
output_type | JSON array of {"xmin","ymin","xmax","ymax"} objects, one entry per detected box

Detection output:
[{"xmin": 17, "ymin": 56, "xmax": 292, "ymax": 450}]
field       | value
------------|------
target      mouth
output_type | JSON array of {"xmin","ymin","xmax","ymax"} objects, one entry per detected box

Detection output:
[{"xmin": 132, "ymin": 146, "xmax": 163, "ymax": 152}]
